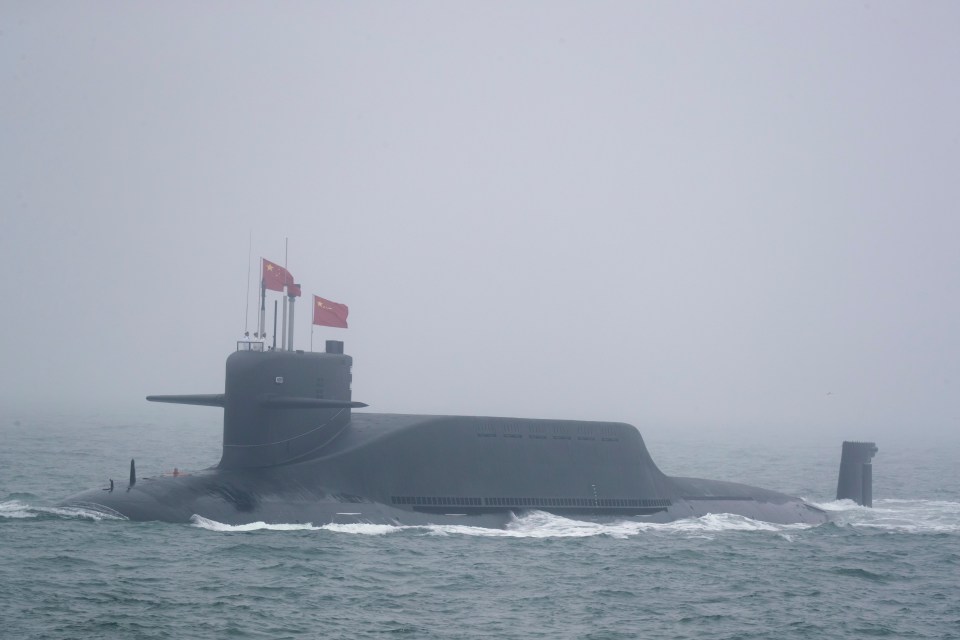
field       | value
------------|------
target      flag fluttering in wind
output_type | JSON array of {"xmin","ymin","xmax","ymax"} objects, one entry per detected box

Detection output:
[
  {"xmin": 262, "ymin": 258, "xmax": 294, "ymax": 292},
  {"xmin": 287, "ymin": 283, "xmax": 302, "ymax": 297},
  {"xmin": 313, "ymin": 295, "xmax": 349, "ymax": 329}
]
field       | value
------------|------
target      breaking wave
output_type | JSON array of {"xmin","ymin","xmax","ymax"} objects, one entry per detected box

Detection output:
[
  {"xmin": 190, "ymin": 515, "xmax": 320, "ymax": 532},
  {"xmin": 189, "ymin": 499, "xmax": 960, "ymax": 537},
  {"xmin": 9, "ymin": 497, "xmax": 956, "ymax": 535},
  {"xmin": 0, "ymin": 499, "xmax": 126, "ymax": 521},
  {"xmin": 811, "ymin": 498, "xmax": 960, "ymax": 533},
  {"xmin": 422, "ymin": 511, "xmax": 816, "ymax": 539},
  {"xmin": 190, "ymin": 515, "xmax": 400, "ymax": 535},
  {"xmin": 189, "ymin": 510, "xmax": 814, "ymax": 538}
]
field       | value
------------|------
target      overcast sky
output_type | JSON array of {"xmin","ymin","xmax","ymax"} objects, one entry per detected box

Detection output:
[{"xmin": 2, "ymin": 2, "xmax": 958, "ymax": 442}]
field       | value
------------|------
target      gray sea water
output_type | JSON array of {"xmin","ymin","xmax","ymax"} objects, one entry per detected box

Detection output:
[{"xmin": 2, "ymin": 411, "xmax": 959, "ymax": 639}]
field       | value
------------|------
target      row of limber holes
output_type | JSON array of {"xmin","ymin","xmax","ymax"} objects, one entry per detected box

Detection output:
[
  {"xmin": 476, "ymin": 434, "xmax": 621, "ymax": 442},
  {"xmin": 390, "ymin": 496, "xmax": 672, "ymax": 508}
]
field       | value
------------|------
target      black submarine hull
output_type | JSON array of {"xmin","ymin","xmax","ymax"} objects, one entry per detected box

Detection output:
[
  {"xmin": 63, "ymin": 411, "xmax": 828, "ymax": 526},
  {"xmin": 61, "ymin": 343, "xmax": 847, "ymax": 526}
]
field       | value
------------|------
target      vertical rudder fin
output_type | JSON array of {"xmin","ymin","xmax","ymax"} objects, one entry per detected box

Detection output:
[{"xmin": 836, "ymin": 441, "xmax": 878, "ymax": 506}]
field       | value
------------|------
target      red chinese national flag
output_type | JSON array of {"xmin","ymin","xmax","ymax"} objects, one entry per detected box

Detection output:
[
  {"xmin": 287, "ymin": 283, "xmax": 302, "ymax": 297},
  {"xmin": 262, "ymin": 258, "xmax": 294, "ymax": 292},
  {"xmin": 313, "ymin": 295, "xmax": 348, "ymax": 328}
]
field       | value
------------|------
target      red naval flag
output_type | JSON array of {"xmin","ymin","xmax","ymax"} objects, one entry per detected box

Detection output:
[
  {"xmin": 313, "ymin": 295, "xmax": 348, "ymax": 329},
  {"xmin": 262, "ymin": 258, "xmax": 294, "ymax": 292}
]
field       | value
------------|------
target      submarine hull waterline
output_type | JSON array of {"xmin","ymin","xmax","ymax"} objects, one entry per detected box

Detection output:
[{"xmin": 61, "ymin": 346, "xmax": 829, "ymax": 526}]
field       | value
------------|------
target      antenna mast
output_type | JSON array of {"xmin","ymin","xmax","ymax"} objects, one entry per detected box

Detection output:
[
  {"xmin": 243, "ymin": 230, "xmax": 252, "ymax": 336},
  {"xmin": 258, "ymin": 260, "xmax": 266, "ymax": 339},
  {"xmin": 281, "ymin": 238, "xmax": 289, "ymax": 350}
]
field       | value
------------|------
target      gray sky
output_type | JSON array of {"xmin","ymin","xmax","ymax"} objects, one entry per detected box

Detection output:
[{"xmin": 2, "ymin": 2, "xmax": 958, "ymax": 441}]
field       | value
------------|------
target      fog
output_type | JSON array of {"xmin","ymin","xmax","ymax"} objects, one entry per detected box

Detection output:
[{"xmin": 2, "ymin": 2, "xmax": 958, "ymax": 442}]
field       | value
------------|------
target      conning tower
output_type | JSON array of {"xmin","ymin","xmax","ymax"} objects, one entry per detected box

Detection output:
[{"xmin": 148, "ymin": 340, "xmax": 366, "ymax": 469}]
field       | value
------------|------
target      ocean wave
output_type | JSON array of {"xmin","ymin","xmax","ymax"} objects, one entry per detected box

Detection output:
[
  {"xmin": 190, "ymin": 515, "xmax": 320, "ymax": 532},
  {"xmin": 809, "ymin": 498, "xmax": 863, "ymax": 512},
  {"xmin": 14, "ymin": 499, "xmax": 959, "ymax": 535},
  {"xmin": 188, "ymin": 500, "xmax": 960, "ymax": 537},
  {"xmin": 427, "ymin": 511, "xmax": 814, "ymax": 539},
  {"xmin": 188, "ymin": 510, "xmax": 814, "ymax": 539},
  {"xmin": 811, "ymin": 498, "xmax": 960, "ymax": 533},
  {"xmin": 0, "ymin": 500, "xmax": 34, "ymax": 519},
  {"xmin": 190, "ymin": 515, "xmax": 407, "ymax": 536},
  {"xmin": 321, "ymin": 522, "xmax": 404, "ymax": 535},
  {"xmin": 0, "ymin": 499, "xmax": 126, "ymax": 521}
]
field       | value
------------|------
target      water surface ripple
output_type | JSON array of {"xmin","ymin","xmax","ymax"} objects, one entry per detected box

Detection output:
[{"xmin": 2, "ymin": 417, "xmax": 958, "ymax": 639}]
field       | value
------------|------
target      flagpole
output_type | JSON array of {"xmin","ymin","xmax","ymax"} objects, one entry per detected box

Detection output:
[
  {"xmin": 258, "ymin": 277, "xmax": 266, "ymax": 339},
  {"xmin": 287, "ymin": 292, "xmax": 296, "ymax": 351},
  {"xmin": 244, "ymin": 230, "xmax": 252, "ymax": 337},
  {"xmin": 281, "ymin": 238, "xmax": 289, "ymax": 351},
  {"xmin": 272, "ymin": 300, "xmax": 278, "ymax": 350},
  {"xmin": 281, "ymin": 288, "xmax": 288, "ymax": 351}
]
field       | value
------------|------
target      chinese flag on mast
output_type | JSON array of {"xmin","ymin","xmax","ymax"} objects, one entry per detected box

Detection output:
[
  {"xmin": 313, "ymin": 295, "xmax": 349, "ymax": 329},
  {"xmin": 262, "ymin": 258, "xmax": 294, "ymax": 292}
]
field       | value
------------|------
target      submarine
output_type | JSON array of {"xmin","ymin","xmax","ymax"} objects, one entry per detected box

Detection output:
[{"xmin": 62, "ymin": 338, "xmax": 878, "ymax": 527}]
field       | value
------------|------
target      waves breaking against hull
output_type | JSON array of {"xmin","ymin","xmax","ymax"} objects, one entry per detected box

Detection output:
[
  {"xmin": 12, "ymin": 497, "xmax": 957, "ymax": 535},
  {"xmin": 186, "ymin": 499, "xmax": 960, "ymax": 537},
  {"xmin": 0, "ymin": 499, "xmax": 127, "ymax": 521}
]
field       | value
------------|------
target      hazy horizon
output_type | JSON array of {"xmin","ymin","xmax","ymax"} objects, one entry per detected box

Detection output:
[{"xmin": 2, "ymin": 2, "xmax": 958, "ymax": 442}]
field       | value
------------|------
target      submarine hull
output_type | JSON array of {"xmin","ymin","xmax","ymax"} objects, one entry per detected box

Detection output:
[
  {"xmin": 63, "ymin": 482, "xmax": 828, "ymax": 527},
  {"xmin": 61, "ymin": 345, "xmax": 831, "ymax": 527},
  {"xmin": 62, "ymin": 412, "xmax": 828, "ymax": 526}
]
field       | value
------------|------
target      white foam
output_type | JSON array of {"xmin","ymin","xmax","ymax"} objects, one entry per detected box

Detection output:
[
  {"xmin": 0, "ymin": 500, "xmax": 126, "ymax": 521},
  {"xmin": 368, "ymin": 511, "xmax": 813, "ymax": 539},
  {"xmin": 320, "ymin": 523, "xmax": 402, "ymax": 535},
  {"xmin": 665, "ymin": 512, "xmax": 810, "ymax": 533},
  {"xmin": 0, "ymin": 500, "xmax": 34, "ymax": 519},
  {"xmin": 809, "ymin": 498, "xmax": 863, "ymax": 512},
  {"xmin": 183, "ymin": 500, "xmax": 960, "ymax": 537},
  {"xmin": 825, "ymin": 498, "xmax": 960, "ymax": 533},
  {"xmin": 417, "ymin": 511, "xmax": 816, "ymax": 538},
  {"xmin": 190, "ymin": 515, "xmax": 320, "ymax": 531},
  {"xmin": 188, "ymin": 510, "xmax": 818, "ymax": 539},
  {"xmin": 190, "ymin": 515, "xmax": 405, "ymax": 535},
  {"xmin": 421, "ymin": 511, "xmax": 630, "ymax": 538}
]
